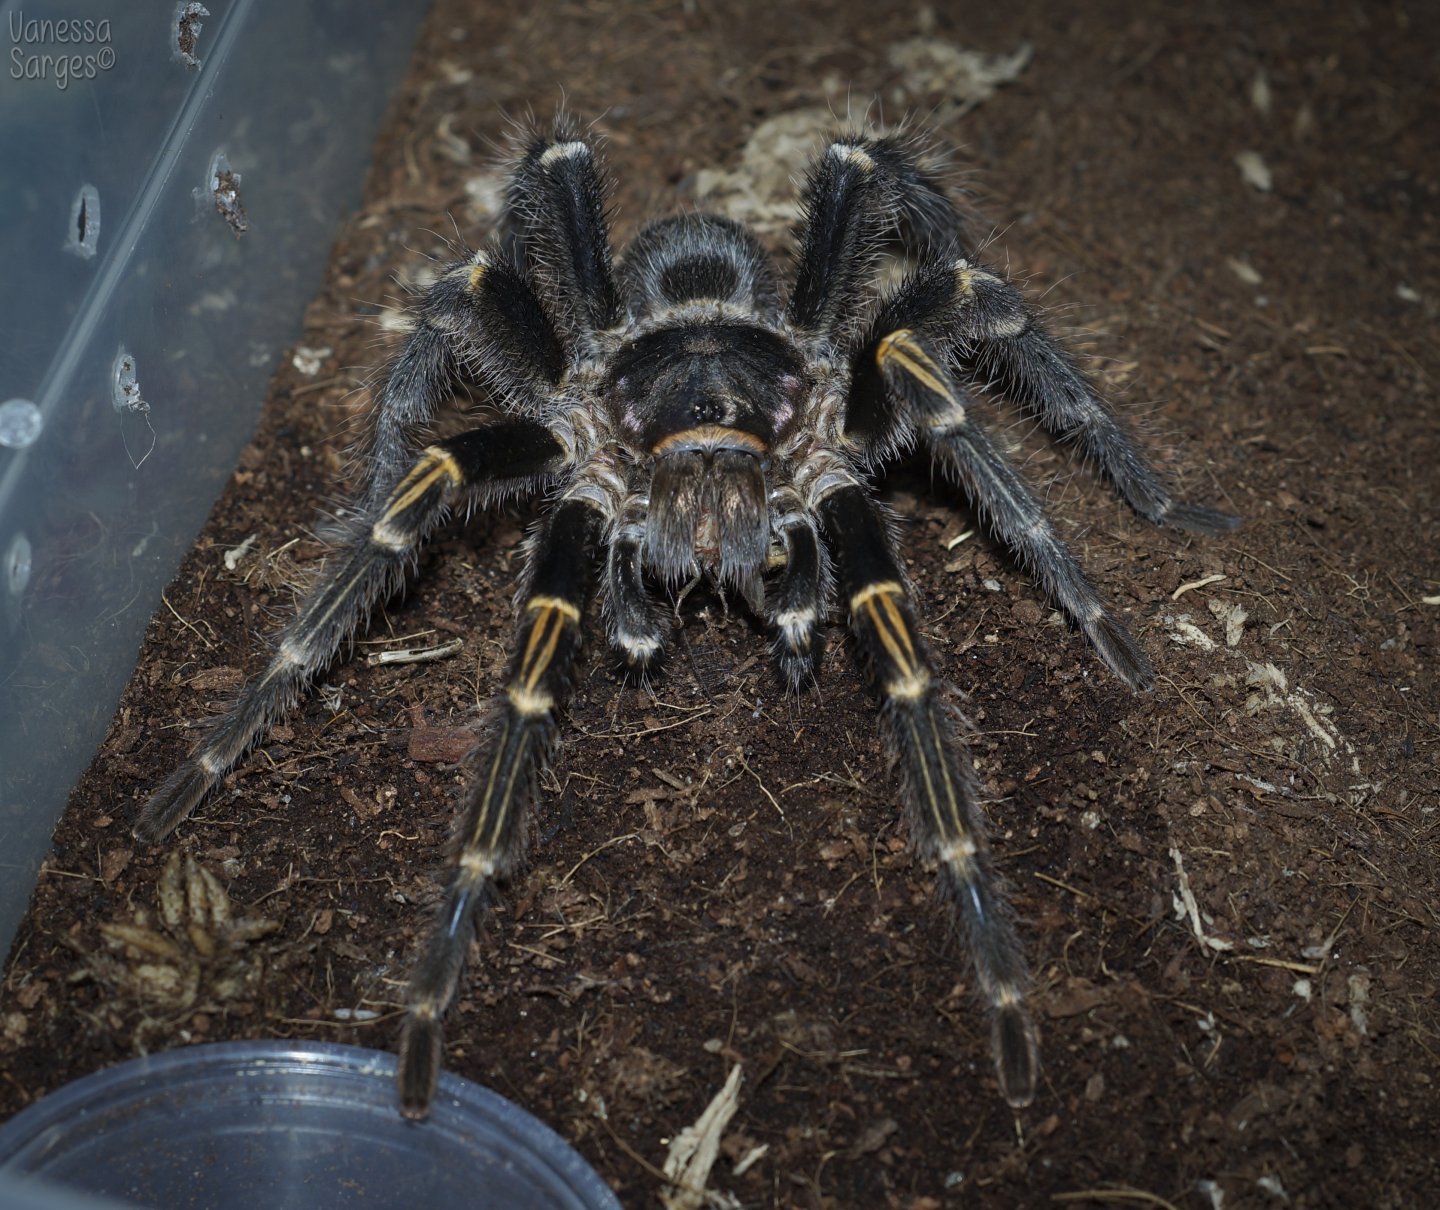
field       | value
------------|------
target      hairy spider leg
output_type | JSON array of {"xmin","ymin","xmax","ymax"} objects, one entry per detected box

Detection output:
[
  {"xmin": 363, "ymin": 247, "xmax": 567, "ymax": 513},
  {"xmin": 397, "ymin": 494, "xmax": 607, "ymax": 1119},
  {"xmin": 816, "ymin": 482, "xmax": 1039, "ymax": 1108},
  {"xmin": 858, "ymin": 324, "xmax": 1155, "ymax": 692},
  {"xmin": 787, "ymin": 136, "xmax": 898, "ymax": 341},
  {"xmin": 962, "ymin": 317, "xmax": 1240, "ymax": 534},
  {"xmin": 869, "ymin": 214, "xmax": 1240, "ymax": 535},
  {"xmin": 786, "ymin": 132, "xmax": 976, "ymax": 344},
  {"xmin": 604, "ymin": 493, "xmax": 666, "ymax": 676},
  {"xmin": 766, "ymin": 489, "xmax": 827, "ymax": 689},
  {"xmin": 132, "ymin": 423, "xmax": 568, "ymax": 845},
  {"xmin": 787, "ymin": 131, "xmax": 1239, "ymax": 535},
  {"xmin": 505, "ymin": 116, "xmax": 622, "ymax": 348}
]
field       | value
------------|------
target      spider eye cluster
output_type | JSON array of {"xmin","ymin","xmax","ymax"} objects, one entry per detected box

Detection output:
[{"xmin": 607, "ymin": 322, "xmax": 805, "ymax": 451}]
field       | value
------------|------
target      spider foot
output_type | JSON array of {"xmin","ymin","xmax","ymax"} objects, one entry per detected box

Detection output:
[
  {"xmin": 995, "ymin": 1002, "xmax": 1040, "ymax": 1109},
  {"xmin": 1082, "ymin": 606, "xmax": 1155, "ymax": 693},
  {"xmin": 1159, "ymin": 499, "xmax": 1243, "ymax": 536}
]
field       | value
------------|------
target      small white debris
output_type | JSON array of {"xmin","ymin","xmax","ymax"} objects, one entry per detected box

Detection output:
[
  {"xmin": 662, "ymin": 1065, "xmax": 744, "ymax": 1210},
  {"xmin": 884, "ymin": 38, "xmax": 1032, "ymax": 121},
  {"xmin": 1168, "ymin": 616, "xmax": 1218, "ymax": 651},
  {"xmin": 1208, "ymin": 599, "xmax": 1249, "ymax": 647},
  {"xmin": 464, "ymin": 166, "xmax": 509, "ymax": 223},
  {"xmin": 1197, "ymin": 1178, "xmax": 1226, "ymax": 1210},
  {"xmin": 1292, "ymin": 978, "xmax": 1312, "ymax": 1002},
  {"xmin": 223, "ymin": 534, "xmax": 257, "ymax": 571},
  {"xmin": 982, "ymin": 578, "xmax": 1002, "ymax": 592},
  {"xmin": 1347, "ymin": 973, "xmax": 1371, "ymax": 1036},
  {"xmin": 291, "ymin": 345, "xmax": 331, "ymax": 376},
  {"xmin": 1236, "ymin": 773, "xmax": 1282, "ymax": 796},
  {"xmin": 1396, "ymin": 284, "xmax": 1421, "ymax": 303},
  {"xmin": 1256, "ymin": 1174, "xmax": 1289, "ymax": 1202},
  {"xmin": 331, "ymin": 1007, "xmax": 380, "ymax": 1021},
  {"xmin": 1227, "ymin": 258, "xmax": 1263, "ymax": 286},
  {"xmin": 1170, "ymin": 847, "xmax": 1234, "ymax": 952},
  {"xmin": 696, "ymin": 38, "xmax": 1028, "ymax": 235},
  {"xmin": 695, "ymin": 108, "xmax": 838, "ymax": 234},
  {"xmin": 1235, "ymin": 150, "xmax": 1273, "ymax": 192},
  {"xmin": 944, "ymin": 529, "xmax": 975, "ymax": 550},
  {"xmin": 1249, "ymin": 70, "xmax": 1272, "ymax": 116},
  {"xmin": 367, "ymin": 638, "xmax": 464, "ymax": 666},
  {"xmin": 731, "ymin": 1144, "xmax": 768, "ymax": 1178}
]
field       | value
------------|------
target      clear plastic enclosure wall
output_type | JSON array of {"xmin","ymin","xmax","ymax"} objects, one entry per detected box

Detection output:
[{"xmin": 0, "ymin": 0, "xmax": 429, "ymax": 961}]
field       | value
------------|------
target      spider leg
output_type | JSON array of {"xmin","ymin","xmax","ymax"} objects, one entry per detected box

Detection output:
[
  {"xmin": 132, "ymin": 421, "xmax": 568, "ymax": 844},
  {"xmin": 866, "ymin": 258, "xmax": 1240, "ymax": 534},
  {"xmin": 506, "ymin": 116, "xmax": 622, "ymax": 346},
  {"xmin": 816, "ymin": 480, "xmax": 1038, "ymax": 1108},
  {"xmin": 767, "ymin": 489, "xmax": 826, "ymax": 689},
  {"xmin": 867, "ymin": 326, "xmax": 1154, "ymax": 690},
  {"xmin": 363, "ymin": 247, "xmax": 567, "ymax": 512},
  {"xmin": 397, "ymin": 494, "xmax": 607, "ymax": 1119},
  {"xmin": 604, "ymin": 494, "xmax": 666, "ymax": 676},
  {"xmin": 787, "ymin": 133, "xmax": 970, "ymax": 342}
]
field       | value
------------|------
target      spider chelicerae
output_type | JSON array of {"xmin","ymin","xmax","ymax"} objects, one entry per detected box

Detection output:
[{"xmin": 133, "ymin": 114, "xmax": 1237, "ymax": 1119}]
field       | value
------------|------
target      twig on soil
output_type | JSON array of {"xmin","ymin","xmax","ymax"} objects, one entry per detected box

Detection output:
[
  {"xmin": 367, "ymin": 637, "xmax": 464, "ymax": 665},
  {"xmin": 1229, "ymin": 953, "xmax": 1321, "ymax": 975},
  {"xmin": 1171, "ymin": 573, "xmax": 1227, "ymax": 600},
  {"xmin": 1034, "ymin": 870, "xmax": 1094, "ymax": 900},
  {"xmin": 1053, "ymin": 1188, "xmax": 1183, "ymax": 1210},
  {"xmin": 162, "ymin": 592, "xmax": 215, "ymax": 651},
  {"xmin": 737, "ymin": 749, "xmax": 785, "ymax": 822},
  {"xmin": 557, "ymin": 833, "xmax": 643, "ymax": 887}
]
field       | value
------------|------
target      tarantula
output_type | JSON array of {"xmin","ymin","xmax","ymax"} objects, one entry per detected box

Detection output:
[{"xmin": 132, "ymin": 115, "xmax": 1237, "ymax": 1119}]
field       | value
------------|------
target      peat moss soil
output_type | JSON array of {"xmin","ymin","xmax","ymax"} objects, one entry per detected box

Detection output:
[{"xmin": 4, "ymin": 2, "xmax": 1437, "ymax": 1207}]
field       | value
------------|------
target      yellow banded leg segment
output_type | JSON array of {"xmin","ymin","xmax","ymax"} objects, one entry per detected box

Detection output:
[
  {"xmin": 373, "ymin": 445, "xmax": 463, "ymax": 548},
  {"xmin": 507, "ymin": 595, "xmax": 583, "ymax": 718},
  {"xmin": 875, "ymin": 328, "xmax": 967, "ymax": 431},
  {"xmin": 397, "ymin": 497, "xmax": 605, "ymax": 1120},
  {"xmin": 133, "ymin": 446, "xmax": 470, "ymax": 846},
  {"xmin": 849, "ymin": 579, "xmax": 931, "ymax": 701},
  {"xmin": 820, "ymin": 483, "xmax": 1038, "ymax": 1108}
]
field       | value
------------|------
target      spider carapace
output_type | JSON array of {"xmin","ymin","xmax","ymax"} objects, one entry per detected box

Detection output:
[{"xmin": 131, "ymin": 116, "xmax": 1237, "ymax": 1120}]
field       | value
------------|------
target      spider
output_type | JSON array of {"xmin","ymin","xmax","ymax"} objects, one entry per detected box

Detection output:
[{"xmin": 132, "ymin": 114, "xmax": 1237, "ymax": 1120}]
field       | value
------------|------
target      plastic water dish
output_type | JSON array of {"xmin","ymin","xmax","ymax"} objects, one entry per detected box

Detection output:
[{"xmin": 0, "ymin": 1041, "xmax": 621, "ymax": 1210}]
